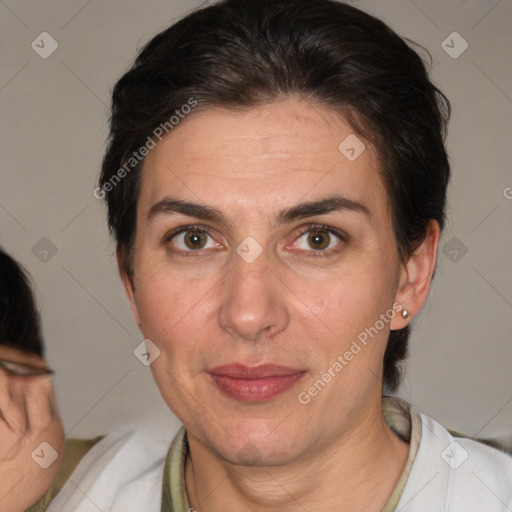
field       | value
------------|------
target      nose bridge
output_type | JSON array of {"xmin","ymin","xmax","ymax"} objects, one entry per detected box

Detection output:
[{"xmin": 217, "ymin": 243, "xmax": 288, "ymax": 341}]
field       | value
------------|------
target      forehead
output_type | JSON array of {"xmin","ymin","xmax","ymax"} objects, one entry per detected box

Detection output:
[{"xmin": 138, "ymin": 98, "xmax": 389, "ymax": 220}]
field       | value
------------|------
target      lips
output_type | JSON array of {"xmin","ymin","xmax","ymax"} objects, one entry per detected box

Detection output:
[{"xmin": 208, "ymin": 364, "xmax": 306, "ymax": 403}]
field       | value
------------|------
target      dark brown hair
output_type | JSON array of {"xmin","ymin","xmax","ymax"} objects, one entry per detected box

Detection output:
[
  {"xmin": 99, "ymin": 0, "xmax": 450, "ymax": 391},
  {"xmin": 0, "ymin": 249, "xmax": 45, "ymax": 357}
]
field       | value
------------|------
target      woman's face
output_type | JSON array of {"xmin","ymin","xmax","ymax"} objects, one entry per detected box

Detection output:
[{"xmin": 125, "ymin": 98, "xmax": 414, "ymax": 465}]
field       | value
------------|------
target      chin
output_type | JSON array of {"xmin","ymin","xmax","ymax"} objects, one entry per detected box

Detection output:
[{"xmin": 204, "ymin": 420, "xmax": 307, "ymax": 467}]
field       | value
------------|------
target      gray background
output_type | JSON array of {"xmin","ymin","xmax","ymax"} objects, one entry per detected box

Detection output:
[{"xmin": 1, "ymin": 0, "xmax": 511, "ymax": 440}]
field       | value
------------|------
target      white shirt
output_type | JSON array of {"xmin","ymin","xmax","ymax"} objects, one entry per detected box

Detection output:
[{"xmin": 46, "ymin": 398, "xmax": 512, "ymax": 512}]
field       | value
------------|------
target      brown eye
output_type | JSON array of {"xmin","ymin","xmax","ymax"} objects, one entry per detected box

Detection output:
[
  {"xmin": 166, "ymin": 226, "xmax": 220, "ymax": 254},
  {"xmin": 184, "ymin": 230, "xmax": 208, "ymax": 249},
  {"xmin": 292, "ymin": 225, "xmax": 345, "ymax": 254},
  {"xmin": 308, "ymin": 230, "xmax": 330, "ymax": 250}
]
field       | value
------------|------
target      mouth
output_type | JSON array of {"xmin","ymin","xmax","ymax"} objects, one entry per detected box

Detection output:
[{"xmin": 207, "ymin": 364, "xmax": 306, "ymax": 403}]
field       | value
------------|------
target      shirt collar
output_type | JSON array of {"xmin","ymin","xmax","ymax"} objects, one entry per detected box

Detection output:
[{"xmin": 160, "ymin": 396, "xmax": 422, "ymax": 512}]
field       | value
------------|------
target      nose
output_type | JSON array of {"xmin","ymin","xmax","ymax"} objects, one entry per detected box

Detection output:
[{"xmin": 217, "ymin": 245, "xmax": 289, "ymax": 342}]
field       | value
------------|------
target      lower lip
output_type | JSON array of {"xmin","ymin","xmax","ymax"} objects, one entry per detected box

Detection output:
[{"xmin": 209, "ymin": 372, "xmax": 306, "ymax": 403}]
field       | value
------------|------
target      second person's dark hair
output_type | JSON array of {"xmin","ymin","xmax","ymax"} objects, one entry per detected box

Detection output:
[{"xmin": 0, "ymin": 249, "xmax": 45, "ymax": 357}]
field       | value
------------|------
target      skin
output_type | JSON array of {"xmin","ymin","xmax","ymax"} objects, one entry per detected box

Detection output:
[
  {"xmin": 121, "ymin": 98, "xmax": 440, "ymax": 511},
  {"xmin": 0, "ymin": 345, "xmax": 64, "ymax": 511}
]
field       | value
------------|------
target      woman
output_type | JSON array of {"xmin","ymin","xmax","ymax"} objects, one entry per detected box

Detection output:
[{"xmin": 31, "ymin": 0, "xmax": 512, "ymax": 510}]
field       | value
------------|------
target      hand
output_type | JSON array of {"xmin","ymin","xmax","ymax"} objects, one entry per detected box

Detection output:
[{"xmin": 0, "ymin": 347, "xmax": 64, "ymax": 512}]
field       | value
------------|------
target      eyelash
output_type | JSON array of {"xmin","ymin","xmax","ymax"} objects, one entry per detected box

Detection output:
[
  {"xmin": 292, "ymin": 224, "xmax": 347, "ymax": 258},
  {"xmin": 163, "ymin": 224, "xmax": 217, "ymax": 258},
  {"xmin": 162, "ymin": 223, "xmax": 347, "ymax": 258}
]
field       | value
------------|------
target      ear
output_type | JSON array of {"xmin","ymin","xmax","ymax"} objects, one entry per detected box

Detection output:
[
  {"xmin": 117, "ymin": 245, "xmax": 141, "ymax": 328},
  {"xmin": 390, "ymin": 219, "xmax": 440, "ymax": 330}
]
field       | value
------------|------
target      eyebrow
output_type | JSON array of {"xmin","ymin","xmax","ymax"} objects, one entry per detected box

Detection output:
[{"xmin": 147, "ymin": 195, "xmax": 370, "ymax": 227}]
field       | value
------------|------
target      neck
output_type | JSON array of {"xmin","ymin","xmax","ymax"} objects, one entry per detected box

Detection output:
[{"xmin": 185, "ymin": 398, "xmax": 410, "ymax": 512}]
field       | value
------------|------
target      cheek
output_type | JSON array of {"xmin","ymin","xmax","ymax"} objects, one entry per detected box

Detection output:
[
  {"xmin": 316, "ymin": 264, "xmax": 392, "ymax": 328},
  {"xmin": 134, "ymin": 268, "xmax": 216, "ymax": 358},
  {"xmin": 135, "ymin": 257, "xmax": 185, "ymax": 321},
  {"xmin": 301, "ymin": 262, "xmax": 398, "ymax": 384}
]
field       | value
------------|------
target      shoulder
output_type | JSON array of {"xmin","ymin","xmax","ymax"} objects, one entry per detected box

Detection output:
[
  {"xmin": 26, "ymin": 437, "xmax": 104, "ymax": 512},
  {"xmin": 425, "ymin": 413, "xmax": 512, "ymax": 478},
  {"xmin": 447, "ymin": 430, "xmax": 512, "ymax": 506},
  {"xmin": 398, "ymin": 410, "xmax": 512, "ymax": 512},
  {"xmin": 42, "ymin": 419, "xmax": 180, "ymax": 512}
]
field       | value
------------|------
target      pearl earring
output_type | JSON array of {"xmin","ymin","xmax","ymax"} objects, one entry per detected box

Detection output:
[{"xmin": 402, "ymin": 310, "xmax": 410, "ymax": 319}]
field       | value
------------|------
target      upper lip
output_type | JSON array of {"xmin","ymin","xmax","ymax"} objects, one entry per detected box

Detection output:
[{"xmin": 208, "ymin": 364, "xmax": 304, "ymax": 379}]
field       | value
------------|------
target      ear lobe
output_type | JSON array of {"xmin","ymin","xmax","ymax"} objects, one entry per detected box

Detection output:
[
  {"xmin": 117, "ymin": 246, "xmax": 141, "ymax": 328},
  {"xmin": 390, "ymin": 220, "xmax": 440, "ymax": 330}
]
